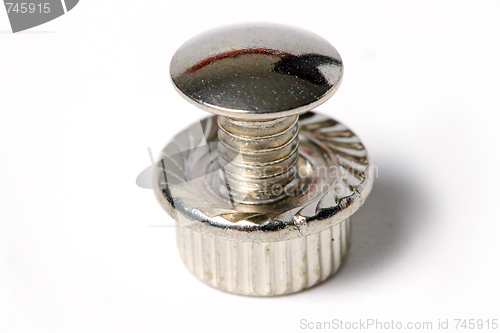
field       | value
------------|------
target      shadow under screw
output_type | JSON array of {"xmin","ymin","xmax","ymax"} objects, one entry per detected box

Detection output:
[{"xmin": 324, "ymin": 162, "xmax": 432, "ymax": 285}]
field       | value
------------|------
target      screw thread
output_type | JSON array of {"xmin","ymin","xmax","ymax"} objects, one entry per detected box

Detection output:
[{"xmin": 217, "ymin": 115, "xmax": 300, "ymax": 204}]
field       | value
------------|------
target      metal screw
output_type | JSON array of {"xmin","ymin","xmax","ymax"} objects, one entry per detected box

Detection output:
[{"xmin": 155, "ymin": 23, "xmax": 373, "ymax": 296}]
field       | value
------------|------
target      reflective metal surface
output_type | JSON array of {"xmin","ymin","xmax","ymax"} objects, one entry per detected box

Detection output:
[
  {"xmin": 155, "ymin": 112, "xmax": 371, "ymax": 295},
  {"xmin": 217, "ymin": 115, "xmax": 300, "ymax": 204},
  {"xmin": 170, "ymin": 23, "xmax": 343, "ymax": 119},
  {"xmin": 159, "ymin": 24, "xmax": 372, "ymax": 296},
  {"xmin": 154, "ymin": 112, "xmax": 372, "ymax": 243},
  {"xmin": 175, "ymin": 218, "xmax": 351, "ymax": 296}
]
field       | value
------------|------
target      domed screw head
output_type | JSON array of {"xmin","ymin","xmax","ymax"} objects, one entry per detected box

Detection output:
[{"xmin": 170, "ymin": 23, "xmax": 343, "ymax": 119}]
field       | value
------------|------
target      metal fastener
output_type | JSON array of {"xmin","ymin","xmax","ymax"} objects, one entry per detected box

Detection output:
[{"xmin": 154, "ymin": 23, "xmax": 373, "ymax": 296}]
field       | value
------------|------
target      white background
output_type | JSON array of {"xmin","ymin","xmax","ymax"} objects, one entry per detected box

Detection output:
[{"xmin": 1, "ymin": 1, "xmax": 500, "ymax": 332}]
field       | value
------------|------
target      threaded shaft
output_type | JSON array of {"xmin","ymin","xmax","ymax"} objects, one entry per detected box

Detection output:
[{"xmin": 217, "ymin": 115, "xmax": 300, "ymax": 204}]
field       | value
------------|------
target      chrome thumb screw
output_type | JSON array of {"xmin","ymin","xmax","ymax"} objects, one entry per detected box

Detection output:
[{"xmin": 154, "ymin": 23, "xmax": 373, "ymax": 296}]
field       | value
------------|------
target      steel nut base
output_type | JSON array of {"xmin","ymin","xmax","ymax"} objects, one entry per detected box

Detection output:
[
  {"xmin": 155, "ymin": 112, "xmax": 372, "ymax": 296},
  {"xmin": 176, "ymin": 218, "xmax": 350, "ymax": 296}
]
